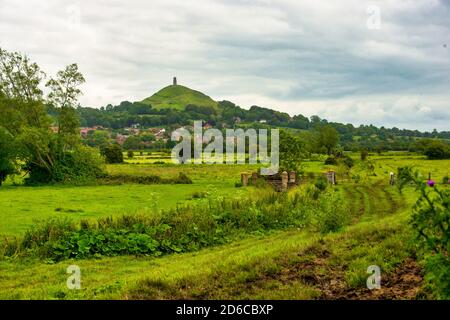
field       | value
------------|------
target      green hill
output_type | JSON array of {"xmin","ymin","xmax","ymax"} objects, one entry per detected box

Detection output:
[{"xmin": 141, "ymin": 85, "xmax": 218, "ymax": 111}]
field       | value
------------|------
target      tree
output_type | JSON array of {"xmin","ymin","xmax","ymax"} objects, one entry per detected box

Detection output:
[
  {"xmin": 0, "ymin": 128, "xmax": 16, "ymax": 186},
  {"xmin": 0, "ymin": 48, "xmax": 105, "ymax": 184},
  {"xmin": 422, "ymin": 140, "xmax": 450, "ymax": 160},
  {"xmin": 316, "ymin": 125, "xmax": 339, "ymax": 155},
  {"xmin": 279, "ymin": 130, "xmax": 306, "ymax": 172},
  {"xmin": 101, "ymin": 144, "xmax": 124, "ymax": 164},
  {"xmin": 85, "ymin": 130, "xmax": 110, "ymax": 149}
]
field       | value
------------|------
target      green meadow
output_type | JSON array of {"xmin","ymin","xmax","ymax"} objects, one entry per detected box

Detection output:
[{"xmin": 0, "ymin": 152, "xmax": 448, "ymax": 299}]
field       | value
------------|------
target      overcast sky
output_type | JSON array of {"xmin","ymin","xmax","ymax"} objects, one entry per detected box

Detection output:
[{"xmin": 0, "ymin": 0, "xmax": 449, "ymax": 131}]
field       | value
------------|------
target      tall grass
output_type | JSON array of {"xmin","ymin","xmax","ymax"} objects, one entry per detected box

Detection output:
[{"xmin": 1, "ymin": 187, "xmax": 351, "ymax": 262}]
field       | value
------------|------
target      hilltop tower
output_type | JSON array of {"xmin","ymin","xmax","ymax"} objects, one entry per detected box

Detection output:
[{"xmin": 173, "ymin": 77, "xmax": 177, "ymax": 85}]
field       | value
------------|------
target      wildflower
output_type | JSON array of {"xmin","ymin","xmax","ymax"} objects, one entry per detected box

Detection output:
[{"xmin": 427, "ymin": 180, "xmax": 435, "ymax": 187}]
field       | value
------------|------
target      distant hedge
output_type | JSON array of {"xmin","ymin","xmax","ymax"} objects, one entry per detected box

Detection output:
[{"xmin": 98, "ymin": 172, "xmax": 192, "ymax": 185}]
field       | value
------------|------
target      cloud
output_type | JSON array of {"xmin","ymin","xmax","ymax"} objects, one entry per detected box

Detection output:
[{"xmin": 0, "ymin": 0, "xmax": 449, "ymax": 130}]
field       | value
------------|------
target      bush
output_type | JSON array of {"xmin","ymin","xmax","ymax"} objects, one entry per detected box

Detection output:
[
  {"xmin": 191, "ymin": 191, "xmax": 208, "ymax": 199},
  {"xmin": 314, "ymin": 175, "xmax": 328, "ymax": 191},
  {"xmin": 26, "ymin": 145, "xmax": 106, "ymax": 185},
  {"xmin": 127, "ymin": 150, "xmax": 134, "ymax": 159},
  {"xmin": 101, "ymin": 144, "xmax": 124, "ymax": 164},
  {"xmin": 417, "ymin": 139, "xmax": 450, "ymax": 159},
  {"xmin": 2, "ymin": 189, "xmax": 351, "ymax": 261},
  {"xmin": 0, "ymin": 128, "xmax": 16, "ymax": 186},
  {"xmin": 173, "ymin": 173, "xmax": 192, "ymax": 184},
  {"xmin": 98, "ymin": 173, "xmax": 192, "ymax": 185},
  {"xmin": 342, "ymin": 155, "xmax": 354, "ymax": 168},
  {"xmin": 313, "ymin": 191, "xmax": 351, "ymax": 233},
  {"xmin": 399, "ymin": 168, "xmax": 450, "ymax": 299},
  {"xmin": 360, "ymin": 149, "xmax": 369, "ymax": 161},
  {"xmin": 324, "ymin": 156, "xmax": 337, "ymax": 165}
]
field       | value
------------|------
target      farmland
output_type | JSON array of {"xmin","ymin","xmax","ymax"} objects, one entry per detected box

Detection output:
[{"xmin": 0, "ymin": 152, "xmax": 448, "ymax": 299}]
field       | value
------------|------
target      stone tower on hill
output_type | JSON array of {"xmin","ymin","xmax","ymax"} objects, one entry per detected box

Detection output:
[{"xmin": 173, "ymin": 77, "xmax": 177, "ymax": 85}]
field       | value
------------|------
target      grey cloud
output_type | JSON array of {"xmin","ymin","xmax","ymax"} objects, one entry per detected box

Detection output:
[{"xmin": 0, "ymin": 0, "xmax": 449, "ymax": 130}]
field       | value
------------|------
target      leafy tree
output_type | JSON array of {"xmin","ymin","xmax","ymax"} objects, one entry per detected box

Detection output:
[
  {"xmin": 85, "ymin": 130, "xmax": 111, "ymax": 148},
  {"xmin": 421, "ymin": 140, "xmax": 450, "ymax": 160},
  {"xmin": 123, "ymin": 136, "xmax": 141, "ymax": 150},
  {"xmin": 279, "ymin": 130, "xmax": 306, "ymax": 172},
  {"xmin": 0, "ymin": 48, "xmax": 105, "ymax": 184},
  {"xmin": 101, "ymin": 144, "xmax": 124, "ymax": 164},
  {"xmin": 0, "ymin": 128, "xmax": 16, "ymax": 186},
  {"xmin": 316, "ymin": 125, "xmax": 339, "ymax": 155},
  {"xmin": 46, "ymin": 64, "xmax": 85, "ymax": 137}
]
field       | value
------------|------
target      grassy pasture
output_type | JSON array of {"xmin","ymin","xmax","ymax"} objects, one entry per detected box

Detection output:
[{"xmin": 0, "ymin": 152, "xmax": 448, "ymax": 299}]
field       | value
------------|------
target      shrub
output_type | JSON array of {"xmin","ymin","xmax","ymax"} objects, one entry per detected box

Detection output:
[
  {"xmin": 127, "ymin": 150, "xmax": 134, "ymax": 159},
  {"xmin": 342, "ymin": 155, "xmax": 354, "ymax": 168},
  {"xmin": 324, "ymin": 156, "xmax": 337, "ymax": 165},
  {"xmin": 1, "ymin": 189, "xmax": 350, "ymax": 261},
  {"xmin": 0, "ymin": 128, "xmax": 16, "ymax": 186},
  {"xmin": 191, "ymin": 191, "xmax": 208, "ymax": 199},
  {"xmin": 101, "ymin": 144, "xmax": 124, "ymax": 164},
  {"xmin": 26, "ymin": 144, "xmax": 106, "ymax": 185},
  {"xmin": 313, "ymin": 191, "xmax": 351, "ymax": 233},
  {"xmin": 173, "ymin": 173, "xmax": 192, "ymax": 184},
  {"xmin": 360, "ymin": 149, "xmax": 369, "ymax": 161},
  {"xmin": 399, "ymin": 167, "xmax": 450, "ymax": 299},
  {"xmin": 98, "ymin": 173, "xmax": 192, "ymax": 185},
  {"xmin": 314, "ymin": 175, "xmax": 328, "ymax": 191}
]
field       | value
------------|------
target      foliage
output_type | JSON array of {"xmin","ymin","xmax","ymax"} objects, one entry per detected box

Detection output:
[
  {"xmin": 0, "ymin": 48, "xmax": 105, "ymax": 184},
  {"xmin": 360, "ymin": 149, "xmax": 369, "ymax": 161},
  {"xmin": 279, "ymin": 130, "xmax": 306, "ymax": 172},
  {"xmin": 418, "ymin": 139, "xmax": 450, "ymax": 160},
  {"xmin": 2, "ymin": 188, "xmax": 350, "ymax": 261},
  {"xmin": 98, "ymin": 172, "xmax": 192, "ymax": 185},
  {"xmin": 315, "ymin": 125, "xmax": 340, "ymax": 155},
  {"xmin": 314, "ymin": 175, "xmax": 328, "ymax": 192},
  {"xmin": 324, "ymin": 156, "xmax": 337, "ymax": 165},
  {"xmin": 101, "ymin": 144, "xmax": 124, "ymax": 164},
  {"xmin": 398, "ymin": 167, "xmax": 450, "ymax": 299},
  {"xmin": 0, "ymin": 128, "xmax": 16, "ymax": 186},
  {"xmin": 342, "ymin": 155, "xmax": 354, "ymax": 168},
  {"xmin": 313, "ymin": 190, "xmax": 351, "ymax": 233}
]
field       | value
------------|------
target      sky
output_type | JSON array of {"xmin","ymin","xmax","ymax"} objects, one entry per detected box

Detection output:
[{"xmin": 0, "ymin": 0, "xmax": 449, "ymax": 131}]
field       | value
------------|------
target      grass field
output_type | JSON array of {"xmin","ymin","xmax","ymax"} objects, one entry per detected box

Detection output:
[{"xmin": 0, "ymin": 152, "xmax": 448, "ymax": 299}]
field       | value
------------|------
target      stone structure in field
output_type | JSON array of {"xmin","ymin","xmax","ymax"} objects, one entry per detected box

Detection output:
[
  {"xmin": 241, "ymin": 173, "xmax": 251, "ymax": 186},
  {"xmin": 173, "ymin": 77, "xmax": 177, "ymax": 85},
  {"xmin": 389, "ymin": 172, "xmax": 395, "ymax": 186},
  {"xmin": 325, "ymin": 171, "xmax": 336, "ymax": 185},
  {"xmin": 241, "ymin": 171, "xmax": 298, "ymax": 192},
  {"xmin": 281, "ymin": 171, "xmax": 288, "ymax": 192}
]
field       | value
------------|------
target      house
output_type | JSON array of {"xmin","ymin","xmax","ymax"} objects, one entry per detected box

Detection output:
[
  {"xmin": 115, "ymin": 134, "xmax": 128, "ymax": 145},
  {"xmin": 155, "ymin": 128, "xmax": 166, "ymax": 140},
  {"xmin": 80, "ymin": 128, "xmax": 90, "ymax": 137}
]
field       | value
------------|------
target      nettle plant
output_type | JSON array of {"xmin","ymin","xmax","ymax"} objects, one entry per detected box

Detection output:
[{"xmin": 398, "ymin": 167, "xmax": 450, "ymax": 298}]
